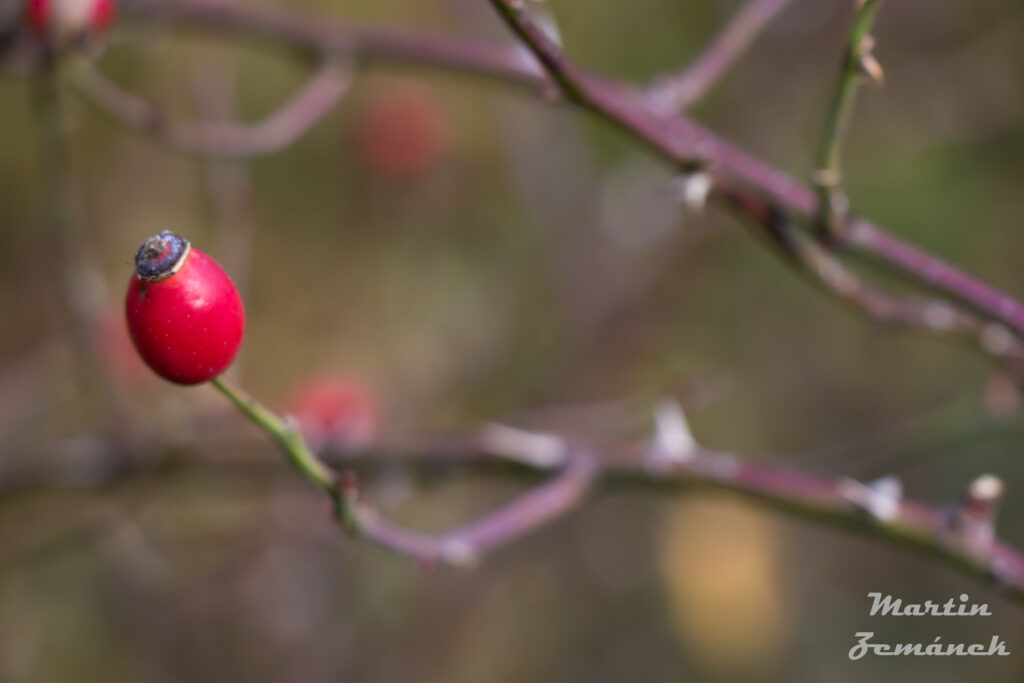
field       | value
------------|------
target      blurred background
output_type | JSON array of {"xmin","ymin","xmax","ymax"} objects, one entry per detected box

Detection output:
[{"xmin": 2, "ymin": 0, "xmax": 1024, "ymax": 680}]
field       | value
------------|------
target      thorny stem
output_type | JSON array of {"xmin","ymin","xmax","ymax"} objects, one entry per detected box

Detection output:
[{"xmin": 813, "ymin": 0, "xmax": 884, "ymax": 241}]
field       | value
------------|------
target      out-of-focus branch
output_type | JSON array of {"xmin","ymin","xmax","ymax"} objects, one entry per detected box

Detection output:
[
  {"xmin": 5, "ymin": 407, "xmax": 1024, "ymax": 604},
  {"xmin": 71, "ymin": 57, "xmax": 353, "ymax": 157},
  {"xmin": 338, "ymin": 453, "xmax": 597, "ymax": 568},
  {"xmin": 813, "ymin": 0, "xmax": 885, "ymax": 240},
  {"xmin": 648, "ymin": 0, "xmax": 796, "ymax": 113},
  {"xmin": 714, "ymin": 184, "xmax": 1024, "ymax": 369}
]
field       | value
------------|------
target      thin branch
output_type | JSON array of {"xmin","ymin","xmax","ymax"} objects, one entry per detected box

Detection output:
[
  {"xmin": 210, "ymin": 376, "xmax": 598, "ymax": 567},
  {"xmin": 6, "ymin": 416, "xmax": 1024, "ymax": 604},
  {"xmin": 478, "ymin": 0, "xmax": 1024, "ymax": 347},
  {"xmin": 648, "ymin": 0, "xmax": 796, "ymax": 113},
  {"xmin": 71, "ymin": 57, "xmax": 353, "ymax": 157},
  {"xmin": 211, "ymin": 377, "xmax": 336, "ymax": 493},
  {"xmin": 813, "ymin": 0, "xmax": 885, "ymax": 240},
  {"xmin": 714, "ymin": 184, "xmax": 1024, "ymax": 367},
  {"xmin": 338, "ymin": 453, "xmax": 597, "ymax": 567},
  {"xmin": 115, "ymin": 0, "xmax": 1024, "ymax": 338}
]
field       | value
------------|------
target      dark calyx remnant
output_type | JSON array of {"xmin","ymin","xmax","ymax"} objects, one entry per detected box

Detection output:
[{"xmin": 135, "ymin": 231, "xmax": 191, "ymax": 282}]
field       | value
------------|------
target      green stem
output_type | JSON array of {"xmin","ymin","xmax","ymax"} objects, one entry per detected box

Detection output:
[
  {"xmin": 813, "ymin": 0, "xmax": 883, "ymax": 240},
  {"xmin": 210, "ymin": 376, "xmax": 337, "ymax": 494}
]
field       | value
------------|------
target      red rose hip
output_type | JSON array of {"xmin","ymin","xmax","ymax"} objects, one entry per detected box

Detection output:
[{"xmin": 125, "ymin": 231, "xmax": 245, "ymax": 385}]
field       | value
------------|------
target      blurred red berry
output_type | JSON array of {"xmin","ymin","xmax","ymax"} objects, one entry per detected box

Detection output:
[
  {"xmin": 125, "ymin": 231, "xmax": 245, "ymax": 385},
  {"xmin": 356, "ymin": 85, "xmax": 450, "ymax": 178},
  {"xmin": 285, "ymin": 375, "xmax": 380, "ymax": 452},
  {"xmin": 24, "ymin": 0, "xmax": 115, "ymax": 43}
]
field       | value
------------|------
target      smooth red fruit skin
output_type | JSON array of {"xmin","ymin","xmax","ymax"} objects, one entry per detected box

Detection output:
[{"xmin": 125, "ymin": 246, "xmax": 245, "ymax": 385}]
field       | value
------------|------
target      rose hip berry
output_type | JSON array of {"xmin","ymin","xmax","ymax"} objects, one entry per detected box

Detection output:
[
  {"xmin": 284, "ymin": 375, "xmax": 380, "ymax": 452},
  {"xmin": 24, "ymin": 0, "xmax": 116, "ymax": 43},
  {"xmin": 125, "ymin": 231, "xmax": 245, "ymax": 385},
  {"xmin": 357, "ymin": 84, "xmax": 449, "ymax": 178}
]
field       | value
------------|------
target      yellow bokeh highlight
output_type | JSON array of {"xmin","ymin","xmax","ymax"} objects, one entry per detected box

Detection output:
[{"xmin": 658, "ymin": 496, "xmax": 794, "ymax": 677}]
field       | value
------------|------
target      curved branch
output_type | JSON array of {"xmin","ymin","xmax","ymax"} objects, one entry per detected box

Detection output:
[
  {"xmin": 648, "ymin": 0, "xmax": 796, "ymax": 113},
  {"xmin": 338, "ymin": 453, "xmax": 598, "ymax": 567},
  {"xmin": 71, "ymin": 57, "xmax": 353, "ymax": 157}
]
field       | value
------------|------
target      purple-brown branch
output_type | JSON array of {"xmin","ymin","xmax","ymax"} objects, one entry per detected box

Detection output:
[
  {"xmin": 5, "ymin": 422, "xmax": 1023, "ymax": 604},
  {"xmin": 113, "ymin": 0, "xmax": 1024, "ymax": 348},
  {"xmin": 72, "ymin": 57, "xmax": 352, "ymax": 157},
  {"xmin": 336, "ymin": 453, "xmax": 598, "ymax": 567}
]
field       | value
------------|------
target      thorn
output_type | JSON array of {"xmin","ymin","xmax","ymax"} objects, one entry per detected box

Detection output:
[
  {"xmin": 479, "ymin": 423, "xmax": 567, "ymax": 468},
  {"xmin": 856, "ymin": 36, "xmax": 884, "ymax": 86},
  {"xmin": 527, "ymin": 3, "xmax": 562, "ymax": 48},
  {"xmin": 649, "ymin": 399, "xmax": 697, "ymax": 466},
  {"xmin": 667, "ymin": 172, "xmax": 712, "ymax": 212},
  {"xmin": 682, "ymin": 171, "xmax": 712, "ymax": 212},
  {"xmin": 840, "ymin": 475, "xmax": 902, "ymax": 522},
  {"xmin": 858, "ymin": 53, "xmax": 885, "ymax": 86}
]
